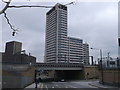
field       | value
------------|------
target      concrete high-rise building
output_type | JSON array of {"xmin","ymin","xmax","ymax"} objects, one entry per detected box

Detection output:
[
  {"xmin": 82, "ymin": 43, "xmax": 89, "ymax": 65},
  {"xmin": 45, "ymin": 3, "xmax": 89, "ymax": 64},
  {"xmin": 45, "ymin": 3, "xmax": 68, "ymax": 63},
  {"xmin": 67, "ymin": 37, "xmax": 89, "ymax": 64},
  {"xmin": 68, "ymin": 37, "xmax": 83, "ymax": 63}
]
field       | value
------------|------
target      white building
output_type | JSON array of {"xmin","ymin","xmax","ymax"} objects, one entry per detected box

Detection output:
[
  {"xmin": 68, "ymin": 37, "xmax": 83, "ymax": 63},
  {"xmin": 67, "ymin": 37, "xmax": 89, "ymax": 64},
  {"xmin": 82, "ymin": 43, "xmax": 89, "ymax": 65},
  {"xmin": 45, "ymin": 3, "xmax": 89, "ymax": 64},
  {"xmin": 45, "ymin": 3, "xmax": 68, "ymax": 63},
  {"xmin": 98, "ymin": 57, "xmax": 119, "ymax": 68}
]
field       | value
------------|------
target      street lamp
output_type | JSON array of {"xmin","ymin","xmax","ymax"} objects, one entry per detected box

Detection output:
[
  {"xmin": 35, "ymin": 69, "xmax": 38, "ymax": 88},
  {"xmin": 91, "ymin": 48, "xmax": 104, "ymax": 84}
]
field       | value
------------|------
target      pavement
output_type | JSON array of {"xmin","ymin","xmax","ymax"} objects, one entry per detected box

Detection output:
[
  {"xmin": 25, "ymin": 83, "xmax": 36, "ymax": 88},
  {"xmin": 88, "ymin": 80, "xmax": 120, "ymax": 89}
]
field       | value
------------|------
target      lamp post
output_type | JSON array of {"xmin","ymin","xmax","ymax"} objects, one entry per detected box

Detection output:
[
  {"xmin": 35, "ymin": 69, "xmax": 38, "ymax": 88},
  {"xmin": 91, "ymin": 48, "xmax": 104, "ymax": 84},
  {"xmin": 117, "ymin": 57, "xmax": 120, "ymax": 87}
]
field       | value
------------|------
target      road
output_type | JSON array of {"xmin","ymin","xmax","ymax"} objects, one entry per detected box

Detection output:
[
  {"xmin": 26, "ymin": 80, "xmax": 118, "ymax": 90},
  {"xmin": 37, "ymin": 81, "xmax": 97, "ymax": 89}
]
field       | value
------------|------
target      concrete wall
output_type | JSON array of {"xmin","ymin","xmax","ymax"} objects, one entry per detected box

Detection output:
[
  {"xmin": 2, "ymin": 75, "xmax": 34, "ymax": 88},
  {"xmin": 2, "ymin": 66, "xmax": 35, "ymax": 88}
]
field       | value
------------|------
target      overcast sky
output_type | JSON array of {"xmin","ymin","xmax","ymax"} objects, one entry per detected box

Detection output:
[{"xmin": 1, "ymin": 1, "xmax": 118, "ymax": 62}]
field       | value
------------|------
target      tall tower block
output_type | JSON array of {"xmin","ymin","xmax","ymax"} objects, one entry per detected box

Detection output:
[{"xmin": 45, "ymin": 3, "xmax": 68, "ymax": 63}]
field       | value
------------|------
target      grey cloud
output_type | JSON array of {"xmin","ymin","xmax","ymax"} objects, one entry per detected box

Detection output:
[{"xmin": 1, "ymin": 2, "xmax": 118, "ymax": 62}]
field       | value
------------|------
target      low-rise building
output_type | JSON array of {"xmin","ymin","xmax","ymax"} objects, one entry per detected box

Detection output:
[
  {"xmin": 2, "ymin": 41, "xmax": 36, "ymax": 89},
  {"xmin": 2, "ymin": 41, "xmax": 36, "ymax": 64}
]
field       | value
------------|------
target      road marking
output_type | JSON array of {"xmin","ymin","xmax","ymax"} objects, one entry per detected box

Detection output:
[
  {"xmin": 64, "ymin": 84, "xmax": 77, "ymax": 88},
  {"xmin": 72, "ymin": 86, "xmax": 77, "ymax": 88},
  {"xmin": 88, "ymin": 83, "xmax": 102, "ymax": 88},
  {"xmin": 45, "ymin": 85, "xmax": 48, "ymax": 90},
  {"xmin": 40, "ymin": 83, "xmax": 43, "ymax": 89},
  {"xmin": 39, "ymin": 83, "xmax": 42, "ymax": 88},
  {"xmin": 54, "ymin": 84, "xmax": 61, "ymax": 88},
  {"xmin": 65, "ymin": 86, "xmax": 68, "ymax": 88},
  {"xmin": 67, "ymin": 86, "xmax": 75, "ymax": 88}
]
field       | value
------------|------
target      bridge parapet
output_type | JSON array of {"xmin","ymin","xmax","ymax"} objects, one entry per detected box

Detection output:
[{"xmin": 35, "ymin": 63, "xmax": 83, "ymax": 70}]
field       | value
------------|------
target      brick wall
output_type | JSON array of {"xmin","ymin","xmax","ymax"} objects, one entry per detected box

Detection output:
[
  {"xmin": 99, "ymin": 68, "xmax": 120, "ymax": 86},
  {"xmin": 83, "ymin": 66, "xmax": 99, "ymax": 79}
]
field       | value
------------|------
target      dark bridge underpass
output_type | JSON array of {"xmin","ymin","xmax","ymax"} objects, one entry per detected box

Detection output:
[{"xmin": 55, "ymin": 70, "xmax": 83, "ymax": 80}]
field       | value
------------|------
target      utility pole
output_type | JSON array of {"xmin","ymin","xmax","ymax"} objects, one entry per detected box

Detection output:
[
  {"xmin": 100, "ymin": 49, "xmax": 104, "ymax": 84},
  {"xmin": 91, "ymin": 56, "xmax": 94, "ymax": 65},
  {"xmin": 107, "ymin": 52, "xmax": 110, "ymax": 67},
  {"xmin": 91, "ymin": 48, "xmax": 104, "ymax": 84},
  {"xmin": 35, "ymin": 70, "xmax": 37, "ymax": 88}
]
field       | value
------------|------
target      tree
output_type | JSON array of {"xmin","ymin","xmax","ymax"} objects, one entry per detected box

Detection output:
[
  {"xmin": 1, "ymin": 0, "xmax": 76, "ymax": 36},
  {"xmin": 0, "ymin": 0, "xmax": 12, "ymax": 15}
]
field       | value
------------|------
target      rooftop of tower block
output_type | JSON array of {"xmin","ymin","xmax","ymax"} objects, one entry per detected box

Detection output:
[{"xmin": 46, "ymin": 3, "xmax": 67, "ymax": 15}]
